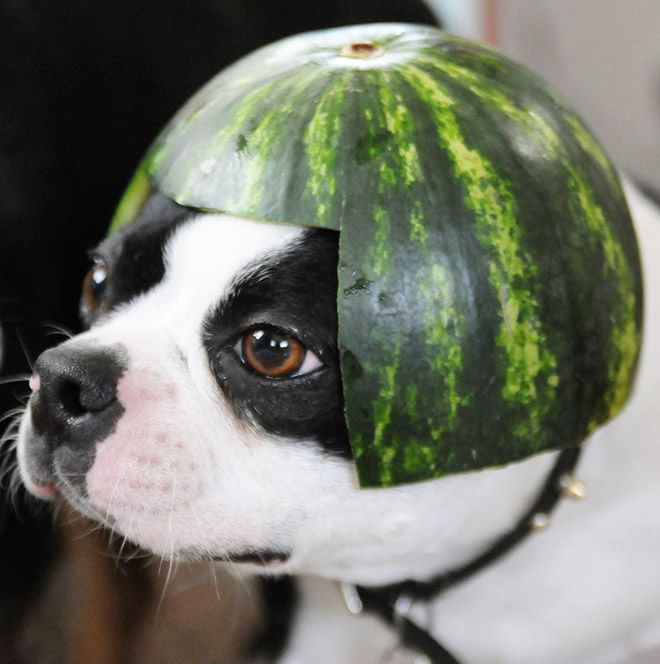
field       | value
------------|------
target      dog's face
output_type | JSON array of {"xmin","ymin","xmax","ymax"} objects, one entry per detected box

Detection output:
[
  {"xmin": 16, "ymin": 193, "xmax": 550, "ymax": 586},
  {"xmin": 15, "ymin": 195, "xmax": 393, "ymax": 579}
]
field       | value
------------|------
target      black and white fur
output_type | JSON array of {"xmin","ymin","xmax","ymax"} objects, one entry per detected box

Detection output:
[
  {"xmin": 16, "ymin": 183, "xmax": 660, "ymax": 663},
  {"xmin": 0, "ymin": 3, "xmax": 438, "ymax": 647}
]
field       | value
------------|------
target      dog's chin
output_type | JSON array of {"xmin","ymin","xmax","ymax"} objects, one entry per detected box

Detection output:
[{"xmin": 31, "ymin": 476, "xmax": 295, "ymax": 571}]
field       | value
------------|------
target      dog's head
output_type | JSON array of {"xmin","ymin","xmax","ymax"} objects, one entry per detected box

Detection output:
[
  {"xmin": 17, "ymin": 193, "xmax": 348, "ymax": 559},
  {"xmin": 17, "ymin": 190, "xmax": 464, "ymax": 585},
  {"xmin": 18, "ymin": 192, "xmax": 556, "ymax": 587}
]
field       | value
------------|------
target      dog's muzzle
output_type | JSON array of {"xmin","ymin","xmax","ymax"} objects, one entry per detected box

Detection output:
[{"xmin": 21, "ymin": 342, "xmax": 127, "ymax": 493}]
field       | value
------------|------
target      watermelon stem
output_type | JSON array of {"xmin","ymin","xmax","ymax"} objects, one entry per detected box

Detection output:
[{"xmin": 340, "ymin": 42, "xmax": 383, "ymax": 59}]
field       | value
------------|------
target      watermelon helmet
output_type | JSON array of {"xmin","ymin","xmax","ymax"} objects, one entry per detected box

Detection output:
[{"xmin": 109, "ymin": 24, "xmax": 642, "ymax": 488}]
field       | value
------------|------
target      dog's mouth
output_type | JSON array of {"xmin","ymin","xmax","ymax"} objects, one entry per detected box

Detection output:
[
  {"xmin": 219, "ymin": 548, "xmax": 291, "ymax": 567},
  {"xmin": 176, "ymin": 547, "xmax": 292, "ymax": 567}
]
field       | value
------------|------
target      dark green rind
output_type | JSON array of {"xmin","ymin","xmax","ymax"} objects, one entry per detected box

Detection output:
[{"xmin": 108, "ymin": 24, "xmax": 643, "ymax": 487}]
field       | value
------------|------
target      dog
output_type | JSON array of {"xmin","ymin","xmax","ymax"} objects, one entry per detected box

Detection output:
[{"xmin": 13, "ymin": 175, "xmax": 660, "ymax": 663}]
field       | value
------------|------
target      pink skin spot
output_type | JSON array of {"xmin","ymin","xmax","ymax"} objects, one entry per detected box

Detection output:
[
  {"xmin": 30, "ymin": 480, "xmax": 57, "ymax": 501},
  {"xmin": 29, "ymin": 373, "xmax": 41, "ymax": 392}
]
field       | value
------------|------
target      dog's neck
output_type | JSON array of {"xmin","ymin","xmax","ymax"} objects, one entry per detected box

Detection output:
[
  {"xmin": 280, "ymin": 446, "xmax": 584, "ymax": 664},
  {"xmin": 292, "ymin": 447, "xmax": 574, "ymax": 588},
  {"xmin": 346, "ymin": 447, "xmax": 581, "ymax": 662}
]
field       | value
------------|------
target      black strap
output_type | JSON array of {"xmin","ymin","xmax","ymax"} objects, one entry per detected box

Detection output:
[
  {"xmin": 356, "ymin": 447, "xmax": 582, "ymax": 663},
  {"xmin": 358, "ymin": 598, "xmax": 462, "ymax": 663}
]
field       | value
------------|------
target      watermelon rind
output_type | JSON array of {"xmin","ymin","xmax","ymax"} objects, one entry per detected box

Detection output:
[{"xmin": 109, "ymin": 24, "xmax": 643, "ymax": 487}]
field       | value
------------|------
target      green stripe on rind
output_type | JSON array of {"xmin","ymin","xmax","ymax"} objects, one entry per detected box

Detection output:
[
  {"xmin": 563, "ymin": 114, "xmax": 619, "ymax": 185},
  {"xmin": 400, "ymin": 63, "xmax": 558, "ymax": 439},
  {"xmin": 369, "ymin": 342, "xmax": 401, "ymax": 488},
  {"xmin": 108, "ymin": 165, "xmax": 153, "ymax": 234},
  {"xmin": 568, "ymin": 172, "xmax": 641, "ymax": 424},
  {"xmin": 303, "ymin": 74, "xmax": 350, "ymax": 227}
]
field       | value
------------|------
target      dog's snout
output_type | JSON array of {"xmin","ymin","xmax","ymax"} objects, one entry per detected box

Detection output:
[{"xmin": 30, "ymin": 344, "xmax": 127, "ymax": 449}]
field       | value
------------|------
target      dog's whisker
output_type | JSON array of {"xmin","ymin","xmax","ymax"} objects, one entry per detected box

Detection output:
[
  {"xmin": 0, "ymin": 406, "xmax": 26, "ymax": 426},
  {"xmin": 14, "ymin": 326, "xmax": 35, "ymax": 372},
  {"xmin": 220, "ymin": 551, "xmax": 244, "ymax": 584},
  {"xmin": 104, "ymin": 476, "xmax": 125, "ymax": 539},
  {"xmin": 0, "ymin": 413, "xmax": 23, "ymax": 465},
  {"xmin": 74, "ymin": 522, "xmax": 101, "ymax": 543},
  {"xmin": 42, "ymin": 322, "xmax": 75, "ymax": 340},
  {"xmin": 3, "ymin": 457, "xmax": 26, "ymax": 508},
  {"xmin": 207, "ymin": 560, "xmax": 222, "ymax": 601},
  {"xmin": 123, "ymin": 542, "xmax": 151, "ymax": 563},
  {"xmin": 116, "ymin": 533, "xmax": 129, "ymax": 559},
  {"xmin": 188, "ymin": 500, "xmax": 223, "ymax": 601},
  {"xmin": 105, "ymin": 513, "xmax": 118, "ymax": 542},
  {"xmin": 0, "ymin": 411, "xmax": 38, "ymax": 508},
  {"xmin": 110, "ymin": 531, "xmax": 143, "ymax": 566},
  {"xmin": 155, "ymin": 556, "xmax": 180, "ymax": 621},
  {"xmin": 51, "ymin": 497, "xmax": 63, "ymax": 524},
  {"xmin": 66, "ymin": 509, "xmax": 105, "ymax": 541},
  {"xmin": 150, "ymin": 477, "xmax": 182, "ymax": 619},
  {"xmin": 7, "ymin": 480, "xmax": 52, "ymax": 520},
  {"xmin": 12, "ymin": 394, "xmax": 31, "ymax": 408},
  {"xmin": 157, "ymin": 552, "xmax": 166, "ymax": 576},
  {"xmin": 0, "ymin": 448, "xmax": 19, "ymax": 489},
  {"xmin": 108, "ymin": 529, "xmax": 150, "ymax": 565},
  {"xmin": 0, "ymin": 373, "xmax": 31, "ymax": 387},
  {"xmin": 56, "ymin": 474, "xmax": 107, "ymax": 528},
  {"xmin": 6, "ymin": 464, "xmax": 21, "ymax": 501}
]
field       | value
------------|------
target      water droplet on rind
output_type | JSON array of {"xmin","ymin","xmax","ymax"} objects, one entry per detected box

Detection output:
[{"xmin": 343, "ymin": 277, "xmax": 372, "ymax": 297}]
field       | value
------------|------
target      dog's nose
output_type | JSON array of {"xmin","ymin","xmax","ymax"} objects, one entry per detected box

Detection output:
[{"xmin": 30, "ymin": 344, "xmax": 126, "ymax": 450}]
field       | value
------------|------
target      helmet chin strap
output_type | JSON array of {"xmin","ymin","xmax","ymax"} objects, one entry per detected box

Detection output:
[{"xmin": 341, "ymin": 447, "xmax": 584, "ymax": 663}]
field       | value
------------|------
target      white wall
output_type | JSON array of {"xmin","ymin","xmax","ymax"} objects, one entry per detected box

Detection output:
[{"xmin": 427, "ymin": 0, "xmax": 660, "ymax": 194}]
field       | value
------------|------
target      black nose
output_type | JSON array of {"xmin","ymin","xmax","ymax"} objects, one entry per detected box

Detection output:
[{"xmin": 30, "ymin": 343, "xmax": 127, "ymax": 451}]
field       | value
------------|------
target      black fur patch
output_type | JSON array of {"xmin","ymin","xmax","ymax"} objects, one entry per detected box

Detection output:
[
  {"xmin": 203, "ymin": 229, "xmax": 352, "ymax": 459},
  {"xmin": 81, "ymin": 193, "xmax": 192, "ymax": 327}
]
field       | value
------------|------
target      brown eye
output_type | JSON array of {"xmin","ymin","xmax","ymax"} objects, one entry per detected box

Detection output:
[
  {"xmin": 240, "ymin": 329, "xmax": 322, "ymax": 378},
  {"xmin": 81, "ymin": 260, "xmax": 108, "ymax": 313}
]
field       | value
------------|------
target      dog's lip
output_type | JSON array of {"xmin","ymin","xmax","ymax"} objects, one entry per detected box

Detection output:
[
  {"xmin": 26, "ymin": 478, "xmax": 58, "ymax": 501},
  {"xmin": 215, "ymin": 548, "xmax": 292, "ymax": 567}
]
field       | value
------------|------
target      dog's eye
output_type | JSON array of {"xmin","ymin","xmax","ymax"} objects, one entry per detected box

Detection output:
[
  {"xmin": 238, "ymin": 328, "xmax": 322, "ymax": 378},
  {"xmin": 81, "ymin": 259, "xmax": 109, "ymax": 313}
]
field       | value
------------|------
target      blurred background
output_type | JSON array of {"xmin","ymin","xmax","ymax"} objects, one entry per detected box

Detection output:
[{"xmin": 431, "ymin": 0, "xmax": 660, "ymax": 197}]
